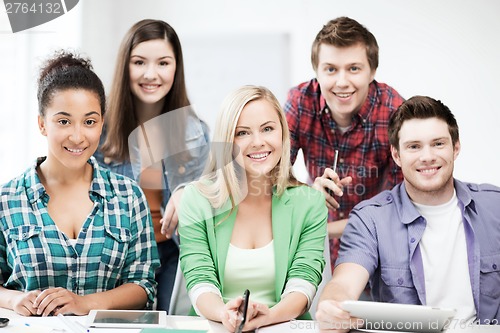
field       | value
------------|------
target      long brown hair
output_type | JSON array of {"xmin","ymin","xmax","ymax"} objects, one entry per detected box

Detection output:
[{"xmin": 101, "ymin": 19, "xmax": 191, "ymax": 161}]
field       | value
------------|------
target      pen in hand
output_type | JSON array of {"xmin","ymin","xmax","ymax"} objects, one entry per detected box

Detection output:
[
  {"xmin": 332, "ymin": 149, "xmax": 339, "ymax": 172},
  {"xmin": 324, "ymin": 150, "xmax": 340, "ymax": 200}
]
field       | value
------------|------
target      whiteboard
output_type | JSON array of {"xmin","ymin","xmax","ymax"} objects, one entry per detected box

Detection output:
[{"xmin": 182, "ymin": 32, "xmax": 291, "ymax": 137}]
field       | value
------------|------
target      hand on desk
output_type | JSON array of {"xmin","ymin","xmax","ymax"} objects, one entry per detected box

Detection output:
[
  {"xmin": 11, "ymin": 290, "xmax": 40, "ymax": 316},
  {"xmin": 315, "ymin": 300, "xmax": 363, "ymax": 333},
  {"xmin": 222, "ymin": 297, "xmax": 270, "ymax": 332},
  {"xmin": 31, "ymin": 287, "xmax": 88, "ymax": 317},
  {"xmin": 241, "ymin": 301, "xmax": 270, "ymax": 331}
]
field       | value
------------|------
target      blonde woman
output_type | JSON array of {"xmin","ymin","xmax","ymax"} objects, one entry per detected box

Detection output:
[{"xmin": 178, "ymin": 86, "xmax": 327, "ymax": 331}]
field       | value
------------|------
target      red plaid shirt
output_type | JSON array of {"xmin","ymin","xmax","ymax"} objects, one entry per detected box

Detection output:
[{"xmin": 285, "ymin": 79, "xmax": 404, "ymax": 265}]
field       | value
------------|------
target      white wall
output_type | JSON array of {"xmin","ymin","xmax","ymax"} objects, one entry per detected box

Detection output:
[
  {"xmin": 1, "ymin": 0, "xmax": 499, "ymax": 186},
  {"xmin": 0, "ymin": 2, "xmax": 82, "ymax": 182}
]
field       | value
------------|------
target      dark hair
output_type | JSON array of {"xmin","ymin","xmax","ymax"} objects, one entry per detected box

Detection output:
[
  {"xmin": 37, "ymin": 50, "xmax": 105, "ymax": 117},
  {"xmin": 311, "ymin": 16, "xmax": 379, "ymax": 72},
  {"xmin": 101, "ymin": 19, "xmax": 191, "ymax": 161},
  {"xmin": 388, "ymin": 96, "xmax": 460, "ymax": 150}
]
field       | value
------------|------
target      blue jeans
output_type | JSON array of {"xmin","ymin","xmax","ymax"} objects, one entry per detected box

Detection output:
[{"xmin": 155, "ymin": 238, "xmax": 179, "ymax": 312}]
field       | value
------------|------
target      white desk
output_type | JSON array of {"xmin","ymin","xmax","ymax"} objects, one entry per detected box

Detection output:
[
  {"xmin": 257, "ymin": 321, "xmax": 500, "ymax": 333},
  {"xmin": 0, "ymin": 308, "xmax": 227, "ymax": 333},
  {"xmin": 0, "ymin": 308, "xmax": 497, "ymax": 333}
]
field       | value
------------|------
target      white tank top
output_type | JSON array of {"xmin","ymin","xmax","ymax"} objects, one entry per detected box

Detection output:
[{"xmin": 223, "ymin": 240, "xmax": 276, "ymax": 306}]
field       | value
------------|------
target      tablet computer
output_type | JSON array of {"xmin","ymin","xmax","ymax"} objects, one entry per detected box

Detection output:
[
  {"xmin": 87, "ymin": 310, "xmax": 167, "ymax": 328},
  {"xmin": 341, "ymin": 300, "xmax": 456, "ymax": 333}
]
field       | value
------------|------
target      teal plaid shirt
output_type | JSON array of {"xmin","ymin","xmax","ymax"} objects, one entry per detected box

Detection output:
[{"xmin": 0, "ymin": 157, "xmax": 160, "ymax": 308}]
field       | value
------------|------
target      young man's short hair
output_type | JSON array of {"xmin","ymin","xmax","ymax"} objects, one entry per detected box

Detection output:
[
  {"xmin": 388, "ymin": 95, "xmax": 460, "ymax": 150},
  {"xmin": 311, "ymin": 16, "xmax": 379, "ymax": 72}
]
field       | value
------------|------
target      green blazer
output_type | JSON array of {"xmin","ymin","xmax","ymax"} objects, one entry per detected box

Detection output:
[{"xmin": 178, "ymin": 183, "xmax": 327, "ymax": 313}]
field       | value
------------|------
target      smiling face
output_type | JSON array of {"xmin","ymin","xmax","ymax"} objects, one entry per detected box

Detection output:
[
  {"xmin": 391, "ymin": 117, "xmax": 460, "ymax": 205},
  {"xmin": 38, "ymin": 89, "xmax": 103, "ymax": 171},
  {"xmin": 315, "ymin": 43, "xmax": 375, "ymax": 127},
  {"xmin": 129, "ymin": 39, "xmax": 176, "ymax": 107},
  {"xmin": 233, "ymin": 99, "xmax": 283, "ymax": 181}
]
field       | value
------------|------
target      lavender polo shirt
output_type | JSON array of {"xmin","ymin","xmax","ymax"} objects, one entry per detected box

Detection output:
[{"xmin": 336, "ymin": 179, "xmax": 500, "ymax": 323}]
